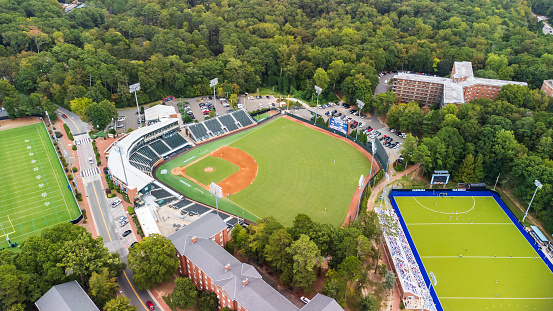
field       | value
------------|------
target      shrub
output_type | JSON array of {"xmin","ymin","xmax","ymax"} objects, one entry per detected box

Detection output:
[
  {"xmin": 63, "ymin": 124, "xmax": 74, "ymax": 141},
  {"xmin": 76, "ymin": 192, "xmax": 83, "ymax": 201},
  {"xmin": 67, "ymin": 174, "xmax": 73, "ymax": 180},
  {"xmin": 109, "ymin": 128, "xmax": 116, "ymax": 135},
  {"xmin": 127, "ymin": 206, "xmax": 135, "ymax": 215},
  {"xmin": 55, "ymin": 131, "xmax": 62, "ymax": 138},
  {"xmin": 65, "ymin": 167, "xmax": 69, "ymax": 172},
  {"xmin": 107, "ymin": 193, "xmax": 116, "ymax": 198},
  {"xmin": 72, "ymin": 145, "xmax": 77, "ymax": 151},
  {"xmin": 81, "ymin": 208, "xmax": 87, "ymax": 219},
  {"xmin": 126, "ymin": 128, "xmax": 133, "ymax": 133},
  {"xmin": 72, "ymin": 167, "xmax": 78, "ymax": 172}
]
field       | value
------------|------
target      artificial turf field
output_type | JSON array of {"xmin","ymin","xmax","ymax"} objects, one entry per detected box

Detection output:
[
  {"xmin": 0, "ymin": 123, "xmax": 81, "ymax": 246},
  {"xmin": 158, "ymin": 117, "xmax": 371, "ymax": 226},
  {"xmin": 393, "ymin": 195, "xmax": 553, "ymax": 310}
]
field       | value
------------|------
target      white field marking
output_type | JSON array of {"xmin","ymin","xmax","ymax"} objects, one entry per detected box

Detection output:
[
  {"xmin": 0, "ymin": 175, "xmax": 64, "ymax": 201},
  {"xmin": 224, "ymin": 197, "xmax": 262, "ymax": 220},
  {"xmin": 2, "ymin": 198, "xmax": 68, "ymax": 221},
  {"xmin": 412, "ymin": 196, "xmax": 475, "ymax": 215},
  {"xmin": 440, "ymin": 297, "xmax": 553, "ymax": 300},
  {"xmin": 4, "ymin": 213, "xmax": 74, "ymax": 239},
  {"xmin": 406, "ymin": 223, "xmax": 512, "ymax": 225},
  {"xmin": 420, "ymin": 256, "xmax": 537, "ymax": 259},
  {"xmin": 35, "ymin": 125, "xmax": 73, "ymax": 218},
  {"xmin": 1, "ymin": 191, "xmax": 65, "ymax": 211}
]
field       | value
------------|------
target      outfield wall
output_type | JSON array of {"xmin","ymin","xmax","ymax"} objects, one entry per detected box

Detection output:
[{"xmin": 387, "ymin": 189, "xmax": 553, "ymax": 311}]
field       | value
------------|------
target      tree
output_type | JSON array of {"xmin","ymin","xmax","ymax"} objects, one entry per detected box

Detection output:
[
  {"xmin": 286, "ymin": 234, "xmax": 323, "ymax": 292},
  {"xmin": 338, "ymin": 256, "xmax": 363, "ymax": 284},
  {"xmin": 360, "ymin": 294, "xmax": 379, "ymax": 311},
  {"xmin": 86, "ymin": 102, "xmax": 112, "ymax": 130},
  {"xmin": 289, "ymin": 213, "xmax": 314, "ymax": 240},
  {"xmin": 264, "ymin": 229, "xmax": 294, "ymax": 284},
  {"xmin": 0, "ymin": 265, "xmax": 29, "ymax": 310},
  {"xmin": 165, "ymin": 277, "xmax": 198, "ymax": 310},
  {"xmin": 328, "ymin": 60, "xmax": 345, "ymax": 90},
  {"xmin": 383, "ymin": 270, "xmax": 397, "ymax": 291},
  {"xmin": 455, "ymin": 154, "xmax": 479, "ymax": 183},
  {"xmin": 400, "ymin": 134, "xmax": 418, "ymax": 168},
  {"xmin": 198, "ymin": 292, "xmax": 219, "ymax": 311},
  {"xmin": 104, "ymin": 296, "xmax": 137, "ymax": 311},
  {"xmin": 89, "ymin": 268, "xmax": 119, "ymax": 309},
  {"xmin": 313, "ymin": 68, "xmax": 329, "ymax": 91},
  {"xmin": 321, "ymin": 269, "xmax": 346, "ymax": 304},
  {"xmin": 70, "ymin": 97, "xmax": 94, "ymax": 118},
  {"xmin": 128, "ymin": 234, "xmax": 180, "ymax": 290}
]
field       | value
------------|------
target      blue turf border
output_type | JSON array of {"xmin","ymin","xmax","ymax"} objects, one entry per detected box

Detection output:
[{"xmin": 388, "ymin": 189, "xmax": 553, "ymax": 310}]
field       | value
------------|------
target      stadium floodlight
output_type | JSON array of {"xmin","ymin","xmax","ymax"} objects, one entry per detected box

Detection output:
[
  {"xmin": 129, "ymin": 83, "xmax": 142, "ymax": 127},
  {"xmin": 210, "ymin": 182, "xmax": 223, "ymax": 214},
  {"xmin": 523, "ymin": 180, "xmax": 542, "ymax": 222},
  {"xmin": 210, "ymin": 78, "xmax": 219, "ymax": 116},
  {"xmin": 355, "ymin": 99, "xmax": 365, "ymax": 141},
  {"xmin": 115, "ymin": 145, "xmax": 129, "ymax": 186},
  {"xmin": 314, "ymin": 85, "xmax": 322, "ymax": 125},
  {"xmin": 355, "ymin": 175, "xmax": 365, "ymax": 219}
]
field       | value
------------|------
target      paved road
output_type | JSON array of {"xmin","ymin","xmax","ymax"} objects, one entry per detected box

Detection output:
[{"xmin": 57, "ymin": 107, "xmax": 158, "ymax": 311}]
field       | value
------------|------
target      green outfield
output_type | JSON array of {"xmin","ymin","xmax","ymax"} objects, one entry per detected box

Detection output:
[
  {"xmin": 0, "ymin": 123, "xmax": 81, "ymax": 247},
  {"xmin": 157, "ymin": 117, "xmax": 372, "ymax": 226},
  {"xmin": 185, "ymin": 156, "xmax": 239, "ymax": 185},
  {"xmin": 394, "ymin": 195, "xmax": 553, "ymax": 310}
]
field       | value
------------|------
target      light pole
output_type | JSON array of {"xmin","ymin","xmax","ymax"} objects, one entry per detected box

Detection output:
[
  {"xmin": 210, "ymin": 78, "xmax": 218, "ymax": 116},
  {"xmin": 314, "ymin": 85, "xmax": 322, "ymax": 125},
  {"xmin": 356, "ymin": 99, "xmax": 365, "ymax": 141},
  {"xmin": 129, "ymin": 83, "xmax": 142, "ymax": 127},
  {"xmin": 369, "ymin": 139, "xmax": 375, "ymax": 188},
  {"xmin": 422, "ymin": 272, "xmax": 437, "ymax": 311},
  {"xmin": 522, "ymin": 180, "xmax": 542, "ymax": 222}
]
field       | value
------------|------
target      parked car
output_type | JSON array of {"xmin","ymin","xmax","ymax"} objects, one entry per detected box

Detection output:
[
  {"xmin": 119, "ymin": 221, "xmax": 128, "ymax": 227},
  {"xmin": 130, "ymin": 242, "xmax": 138, "ymax": 248},
  {"xmin": 300, "ymin": 297, "xmax": 310, "ymax": 304},
  {"xmin": 118, "ymin": 216, "xmax": 127, "ymax": 222},
  {"xmin": 122, "ymin": 230, "xmax": 132, "ymax": 237},
  {"xmin": 111, "ymin": 199, "xmax": 122, "ymax": 208}
]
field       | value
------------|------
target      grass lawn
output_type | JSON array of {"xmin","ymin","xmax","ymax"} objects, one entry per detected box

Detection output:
[
  {"xmin": 393, "ymin": 195, "xmax": 553, "ymax": 310},
  {"xmin": 0, "ymin": 123, "xmax": 81, "ymax": 247},
  {"xmin": 185, "ymin": 156, "xmax": 239, "ymax": 185},
  {"xmin": 158, "ymin": 117, "xmax": 371, "ymax": 226}
]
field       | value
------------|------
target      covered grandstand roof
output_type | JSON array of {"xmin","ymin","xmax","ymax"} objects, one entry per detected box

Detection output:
[
  {"xmin": 107, "ymin": 118, "xmax": 178, "ymax": 191},
  {"xmin": 530, "ymin": 226, "xmax": 548, "ymax": 242}
]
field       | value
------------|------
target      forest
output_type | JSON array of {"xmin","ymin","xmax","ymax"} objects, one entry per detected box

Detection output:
[{"xmin": 1, "ymin": 0, "xmax": 553, "ymax": 115}]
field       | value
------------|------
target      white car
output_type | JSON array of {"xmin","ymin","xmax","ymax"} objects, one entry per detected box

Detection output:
[
  {"xmin": 300, "ymin": 296, "xmax": 310, "ymax": 304},
  {"xmin": 88, "ymin": 157, "xmax": 94, "ymax": 164}
]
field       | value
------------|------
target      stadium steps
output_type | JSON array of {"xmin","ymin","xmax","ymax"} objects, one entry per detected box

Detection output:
[
  {"xmin": 216, "ymin": 118, "xmax": 228, "ymax": 132},
  {"xmin": 147, "ymin": 145, "xmax": 161, "ymax": 158},
  {"xmin": 229, "ymin": 113, "xmax": 242, "ymax": 128}
]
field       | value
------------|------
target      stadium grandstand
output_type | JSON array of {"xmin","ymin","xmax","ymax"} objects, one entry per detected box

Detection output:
[
  {"xmin": 106, "ymin": 118, "xmax": 191, "ymax": 200},
  {"xmin": 376, "ymin": 206, "xmax": 437, "ymax": 311},
  {"xmin": 185, "ymin": 110, "xmax": 256, "ymax": 143}
]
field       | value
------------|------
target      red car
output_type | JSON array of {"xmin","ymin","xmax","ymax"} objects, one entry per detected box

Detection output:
[
  {"xmin": 146, "ymin": 301, "xmax": 155, "ymax": 310},
  {"xmin": 62, "ymin": 114, "xmax": 68, "ymax": 119}
]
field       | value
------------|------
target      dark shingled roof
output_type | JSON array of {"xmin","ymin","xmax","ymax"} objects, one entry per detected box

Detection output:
[{"xmin": 35, "ymin": 281, "xmax": 99, "ymax": 311}]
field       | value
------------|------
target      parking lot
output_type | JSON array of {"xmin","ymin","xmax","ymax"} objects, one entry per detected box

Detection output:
[{"xmin": 107, "ymin": 196, "xmax": 137, "ymax": 250}]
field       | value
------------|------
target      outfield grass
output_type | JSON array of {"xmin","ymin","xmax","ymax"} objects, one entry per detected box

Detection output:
[
  {"xmin": 185, "ymin": 156, "xmax": 239, "ymax": 185},
  {"xmin": 0, "ymin": 123, "xmax": 81, "ymax": 247},
  {"xmin": 158, "ymin": 117, "xmax": 371, "ymax": 226},
  {"xmin": 394, "ymin": 195, "xmax": 553, "ymax": 310}
]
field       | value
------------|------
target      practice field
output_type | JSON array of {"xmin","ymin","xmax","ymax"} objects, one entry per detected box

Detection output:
[
  {"xmin": 0, "ymin": 123, "xmax": 81, "ymax": 246},
  {"xmin": 185, "ymin": 156, "xmax": 239, "ymax": 185},
  {"xmin": 393, "ymin": 194, "xmax": 553, "ymax": 310},
  {"xmin": 158, "ymin": 117, "xmax": 372, "ymax": 226}
]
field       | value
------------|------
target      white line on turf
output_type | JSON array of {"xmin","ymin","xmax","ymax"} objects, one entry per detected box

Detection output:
[
  {"xmin": 412, "ymin": 196, "xmax": 476, "ymax": 215},
  {"xmin": 420, "ymin": 256, "xmax": 538, "ymax": 259},
  {"xmin": 406, "ymin": 223, "xmax": 512, "ymax": 225}
]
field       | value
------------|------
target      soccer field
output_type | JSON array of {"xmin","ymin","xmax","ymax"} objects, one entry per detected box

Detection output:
[
  {"xmin": 392, "ymin": 193, "xmax": 553, "ymax": 311},
  {"xmin": 0, "ymin": 123, "xmax": 81, "ymax": 246},
  {"xmin": 158, "ymin": 117, "xmax": 372, "ymax": 226}
]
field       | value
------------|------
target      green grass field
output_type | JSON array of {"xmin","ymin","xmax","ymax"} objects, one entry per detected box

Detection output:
[
  {"xmin": 158, "ymin": 117, "xmax": 371, "ymax": 226},
  {"xmin": 0, "ymin": 123, "xmax": 81, "ymax": 246},
  {"xmin": 394, "ymin": 195, "xmax": 553, "ymax": 310},
  {"xmin": 186, "ymin": 156, "xmax": 239, "ymax": 185}
]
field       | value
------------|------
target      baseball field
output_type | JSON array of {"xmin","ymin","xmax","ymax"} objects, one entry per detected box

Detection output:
[
  {"xmin": 392, "ymin": 194, "xmax": 553, "ymax": 310},
  {"xmin": 157, "ymin": 116, "xmax": 374, "ymax": 227},
  {"xmin": 0, "ymin": 123, "xmax": 81, "ymax": 247}
]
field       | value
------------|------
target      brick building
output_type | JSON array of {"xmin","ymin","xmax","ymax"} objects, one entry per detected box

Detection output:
[
  {"xmin": 168, "ymin": 213, "xmax": 343, "ymax": 311},
  {"xmin": 392, "ymin": 61, "xmax": 528, "ymax": 106},
  {"xmin": 542, "ymin": 80, "xmax": 553, "ymax": 97}
]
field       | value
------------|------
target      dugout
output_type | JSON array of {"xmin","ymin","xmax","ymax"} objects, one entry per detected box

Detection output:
[
  {"xmin": 468, "ymin": 183, "xmax": 487, "ymax": 190},
  {"xmin": 529, "ymin": 226, "xmax": 549, "ymax": 246}
]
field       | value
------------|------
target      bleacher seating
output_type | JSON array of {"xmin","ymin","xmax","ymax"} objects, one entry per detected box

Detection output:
[
  {"xmin": 204, "ymin": 118, "xmax": 225, "ymax": 135},
  {"xmin": 188, "ymin": 123, "xmax": 211, "ymax": 141},
  {"xmin": 163, "ymin": 134, "xmax": 188, "ymax": 149},
  {"xmin": 233, "ymin": 110, "xmax": 255, "ymax": 127},
  {"xmin": 218, "ymin": 115, "xmax": 239, "ymax": 132},
  {"xmin": 150, "ymin": 140, "xmax": 171, "ymax": 155}
]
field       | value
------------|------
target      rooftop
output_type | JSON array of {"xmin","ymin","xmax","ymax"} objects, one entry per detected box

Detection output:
[
  {"xmin": 135, "ymin": 197, "xmax": 161, "ymax": 237},
  {"xmin": 452, "ymin": 61, "xmax": 474, "ymax": 80},
  {"xmin": 145, "ymin": 105, "xmax": 177, "ymax": 121},
  {"xmin": 107, "ymin": 118, "xmax": 178, "ymax": 191},
  {"xmin": 35, "ymin": 281, "xmax": 99, "ymax": 311},
  {"xmin": 544, "ymin": 80, "xmax": 553, "ymax": 88},
  {"xmin": 301, "ymin": 293, "xmax": 344, "ymax": 311},
  {"xmin": 168, "ymin": 212, "xmax": 228, "ymax": 254}
]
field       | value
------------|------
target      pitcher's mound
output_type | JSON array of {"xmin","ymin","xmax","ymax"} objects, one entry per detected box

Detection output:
[{"xmin": 204, "ymin": 167, "xmax": 214, "ymax": 172}]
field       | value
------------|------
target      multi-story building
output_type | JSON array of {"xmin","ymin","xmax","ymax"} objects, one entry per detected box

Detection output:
[
  {"xmin": 542, "ymin": 80, "xmax": 553, "ymax": 97},
  {"xmin": 168, "ymin": 213, "xmax": 343, "ymax": 311},
  {"xmin": 392, "ymin": 61, "xmax": 528, "ymax": 107}
]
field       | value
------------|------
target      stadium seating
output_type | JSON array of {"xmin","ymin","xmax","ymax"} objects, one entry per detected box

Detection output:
[
  {"xmin": 233, "ymin": 110, "xmax": 255, "ymax": 127},
  {"xmin": 163, "ymin": 133, "xmax": 188, "ymax": 149},
  {"xmin": 218, "ymin": 115, "xmax": 239, "ymax": 132},
  {"xmin": 150, "ymin": 140, "xmax": 171, "ymax": 155},
  {"xmin": 185, "ymin": 110, "xmax": 259, "ymax": 143},
  {"xmin": 204, "ymin": 118, "xmax": 225, "ymax": 135},
  {"xmin": 188, "ymin": 123, "xmax": 211, "ymax": 142}
]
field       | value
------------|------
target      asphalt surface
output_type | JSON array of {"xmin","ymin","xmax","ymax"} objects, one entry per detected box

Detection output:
[{"xmin": 56, "ymin": 107, "xmax": 158, "ymax": 311}]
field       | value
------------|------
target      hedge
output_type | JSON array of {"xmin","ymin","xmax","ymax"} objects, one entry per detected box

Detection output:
[{"xmin": 63, "ymin": 123, "xmax": 74, "ymax": 141}]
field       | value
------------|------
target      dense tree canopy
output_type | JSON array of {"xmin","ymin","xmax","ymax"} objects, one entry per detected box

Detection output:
[{"xmin": 0, "ymin": 0, "xmax": 551, "ymax": 114}]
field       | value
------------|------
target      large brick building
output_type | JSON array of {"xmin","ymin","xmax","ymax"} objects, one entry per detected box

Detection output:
[
  {"xmin": 168, "ymin": 213, "xmax": 343, "ymax": 311},
  {"xmin": 392, "ymin": 61, "xmax": 528, "ymax": 106},
  {"xmin": 542, "ymin": 80, "xmax": 553, "ymax": 97}
]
